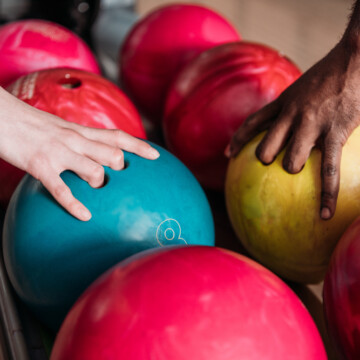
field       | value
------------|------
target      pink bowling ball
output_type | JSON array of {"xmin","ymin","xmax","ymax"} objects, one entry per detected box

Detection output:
[
  {"xmin": 0, "ymin": 19, "xmax": 100, "ymax": 87},
  {"xmin": 120, "ymin": 4, "xmax": 240, "ymax": 123},
  {"xmin": 324, "ymin": 216, "xmax": 360, "ymax": 359},
  {"xmin": 51, "ymin": 246, "xmax": 326, "ymax": 360}
]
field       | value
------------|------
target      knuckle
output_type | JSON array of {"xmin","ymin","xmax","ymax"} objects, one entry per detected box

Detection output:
[
  {"xmin": 114, "ymin": 129, "xmax": 127, "ymax": 143},
  {"xmin": 62, "ymin": 128, "xmax": 81, "ymax": 143},
  {"xmin": 111, "ymin": 148, "xmax": 124, "ymax": 167},
  {"xmin": 281, "ymin": 103, "xmax": 296, "ymax": 118},
  {"xmin": 53, "ymin": 184, "xmax": 69, "ymax": 200},
  {"xmin": 321, "ymin": 190, "xmax": 336, "ymax": 202},
  {"xmin": 113, "ymin": 129, "xmax": 125, "ymax": 136},
  {"xmin": 322, "ymin": 164, "xmax": 337, "ymax": 177},
  {"xmin": 68, "ymin": 200, "xmax": 80, "ymax": 215},
  {"xmin": 324, "ymin": 143, "xmax": 339, "ymax": 157},
  {"xmin": 129, "ymin": 140, "xmax": 142, "ymax": 152},
  {"xmin": 27, "ymin": 153, "xmax": 48, "ymax": 179},
  {"xmin": 244, "ymin": 114, "xmax": 258, "ymax": 127},
  {"xmin": 91, "ymin": 165, "xmax": 105, "ymax": 181}
]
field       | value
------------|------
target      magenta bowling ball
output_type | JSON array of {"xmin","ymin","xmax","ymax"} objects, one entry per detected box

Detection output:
[
  {"xmin": 164, "ymin": 41, "xmax": 301, "ymax": 190},
  {"xmin": 51, "ymin": 246, "xmax": 326, "ymax": 360},
  {"xmin": 0, "ymin": 19, "xmax": 100, "ymax": 87},
  {"xmin": 120, "ymin": 4, "xmax": 240, "ymax": 123},
  {"xmin": 324, "ymin": 216, "xmax": 360, "ymax": 359}
]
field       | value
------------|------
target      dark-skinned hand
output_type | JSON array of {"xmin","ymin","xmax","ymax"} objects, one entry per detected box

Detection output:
[{"xmin": 227, "ymin": 38, "xmax": 360, "ymax": 220}]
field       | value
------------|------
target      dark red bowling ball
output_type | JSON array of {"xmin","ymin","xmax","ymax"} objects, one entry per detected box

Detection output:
[
  {"xmin": 0, "ymin": 19, "xmax": 100, "ymax": 87},
  {"xmin": 120, "ymin": 4, "xmax": 240, "ymax": 123},
  {"xmin": 324, "ymin": 216, "xmax": 360, "ymax": 359},
  {"xmin": 51, "ymin": 246, "xmax": 326, "ymax": 360},
  {"xmin": 0, "ymin": 68, "xmax": 146, "ymax": 207},
  {"xmin": 164, "ymin": 41, "xmax": 301, "ymax": 190}
]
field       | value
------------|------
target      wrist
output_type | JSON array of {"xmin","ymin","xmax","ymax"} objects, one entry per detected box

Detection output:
[
  {"xmin": 340, "ymin": 29, "xmax": 360, "ymax": 56},
  {"xmin": 341, "ymin": 1, "xmax": 360, "ymax": 55}
]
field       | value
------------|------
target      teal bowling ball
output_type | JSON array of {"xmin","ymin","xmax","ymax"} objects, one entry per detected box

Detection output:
[{"xmin": 3, "ymin": 143, "xmax": 214, "ymax": 330}]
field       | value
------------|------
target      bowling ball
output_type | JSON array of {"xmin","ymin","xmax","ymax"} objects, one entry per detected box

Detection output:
[
  {"xmin": 164, "ymin": 41, "xmax": 301, "ymax": 190},
  {"xmin": 323, "ymin": 216, "xmax": 360, "ymax": 359},
  {"xmin": 50, "ymin": 246, "xmax": 326, "ymax": 360},
  {"xmin": 0, "ymin": 67, "xmax": 146, "ymax": 208},
  {"xmin": 0, "ymin": 19, "xmax": 100, "ymax": 87},
  {"xmin": 3, "ymin": 143, "xmax": 214, "ymax": 330},
  {"xmin": 120, "ymin": 4, "xmax": 240, "ymax": 123},
  {"xmin": 225, "ymin": 127, "xmax": 360, "ymax": 284}
]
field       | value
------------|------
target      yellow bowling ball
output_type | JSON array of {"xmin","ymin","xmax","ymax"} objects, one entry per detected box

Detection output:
[{"xmin": 225, "ymin": 128, "xmax": 360, "ymax": 283}]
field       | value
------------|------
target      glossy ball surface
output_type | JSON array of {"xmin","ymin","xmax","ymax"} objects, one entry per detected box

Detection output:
[
  {"xmin": 225, "ymin": 128, "xmax": 360, "ymax": 283},
  {"xmin": 120, "ymin": 4, "xmax": 240, "ymax": 122},
  {"xmin": 0, "ymin": 19, "xmax": 100, "ymax": 87},
  {"xmin": 164, "ymin": 42, "xmax": 301, "ymax": 190},
  {"xmin": 3, "ymin": 143, "xmax": 214, "ymax": 330},
  {"xmin": 51, "ymin": 246, "xmax": 326, "ymax": 360},
  {"xmin": 324, "ymin": 216, "xmax": 360, "ymax": 359}
]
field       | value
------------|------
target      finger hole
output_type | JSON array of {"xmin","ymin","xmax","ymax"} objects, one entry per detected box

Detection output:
[{"xmin": 58, "ymin": 75, "xmax": 82, "ymax": 89}]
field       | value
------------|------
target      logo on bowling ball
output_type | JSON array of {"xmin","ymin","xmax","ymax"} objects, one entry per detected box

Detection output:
[{"xmin": 156, "ymin": 219, "xmax": 187, "ymax": 246}]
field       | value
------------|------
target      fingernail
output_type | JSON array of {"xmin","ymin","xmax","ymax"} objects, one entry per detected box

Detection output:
[
  {"xmin": 224, "ymin": 144, "xmax": 231, "ymax": 158},
  {"xmin": 321, "ymin": 207, "xmax": 331, "ymax": 220},
  {"xmin": 147, "ymin": 147, "xmax": 160, "ymax": 159},
  {"xmin": 79, "ymin": 208, "xmax": 92, "ymax": 221}
]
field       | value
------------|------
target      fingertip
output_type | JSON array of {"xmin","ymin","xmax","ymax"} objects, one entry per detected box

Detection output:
[
  {"xmin": 228, "ymin": 142, "xmax": 241, "ymax": 158},
  {"xmin": 149, "ymin": 148, "xmax": 160, "ymax": 160},
  {"xmin": 147, "ymin": 147, "xmax": 160, "ymax": 160},
  {"xmin": 256, "ymin": 145, "xmax": 270, "ymax": 165},
  {"xmin": 282, "ymin": 156, "xmax": 302, "ymax": 174},
  {"xmin": 78, "ymin": 207, "xmax": 92, "ymax": 221},
  {"xmin": 320, "ymin": 207, "xmax": 332, "ymax": 220}
]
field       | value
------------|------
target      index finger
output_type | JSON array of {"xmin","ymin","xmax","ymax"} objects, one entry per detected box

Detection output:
[
  {"xmin": 73, "ymin": 127, "xmax": 160, "ymax": 160},
  {"xmin": 228, "ymin": 100, "xmax": 280, "ymax": 158}
]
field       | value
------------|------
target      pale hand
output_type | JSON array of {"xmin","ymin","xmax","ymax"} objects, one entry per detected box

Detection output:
[{"xmin": 0, "ymin": 87, "xmax": 159, "ymax": 221}]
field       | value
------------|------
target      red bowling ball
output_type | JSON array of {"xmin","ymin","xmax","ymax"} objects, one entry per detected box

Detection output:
[
  {"xmin": 0, "ymin": 68, "xmax": 146, "ymax": 207},
  {"xmin": 324, "ymin": 216, "xmax": 360, "ymax": 359},
  {"xmin": 0, "ymin": 19, "xmax": 100, "ymax": 87},
  {"xmin": 164, "ymin": 41, "xmax": 301, "ymax": 190},
  {"xmin": 120, "ymin": 4, "xmax": 240, "ymax": 123},
  {"xmin": 51, "ymin": 246, "xmax": 326, "ymax": 360}
]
